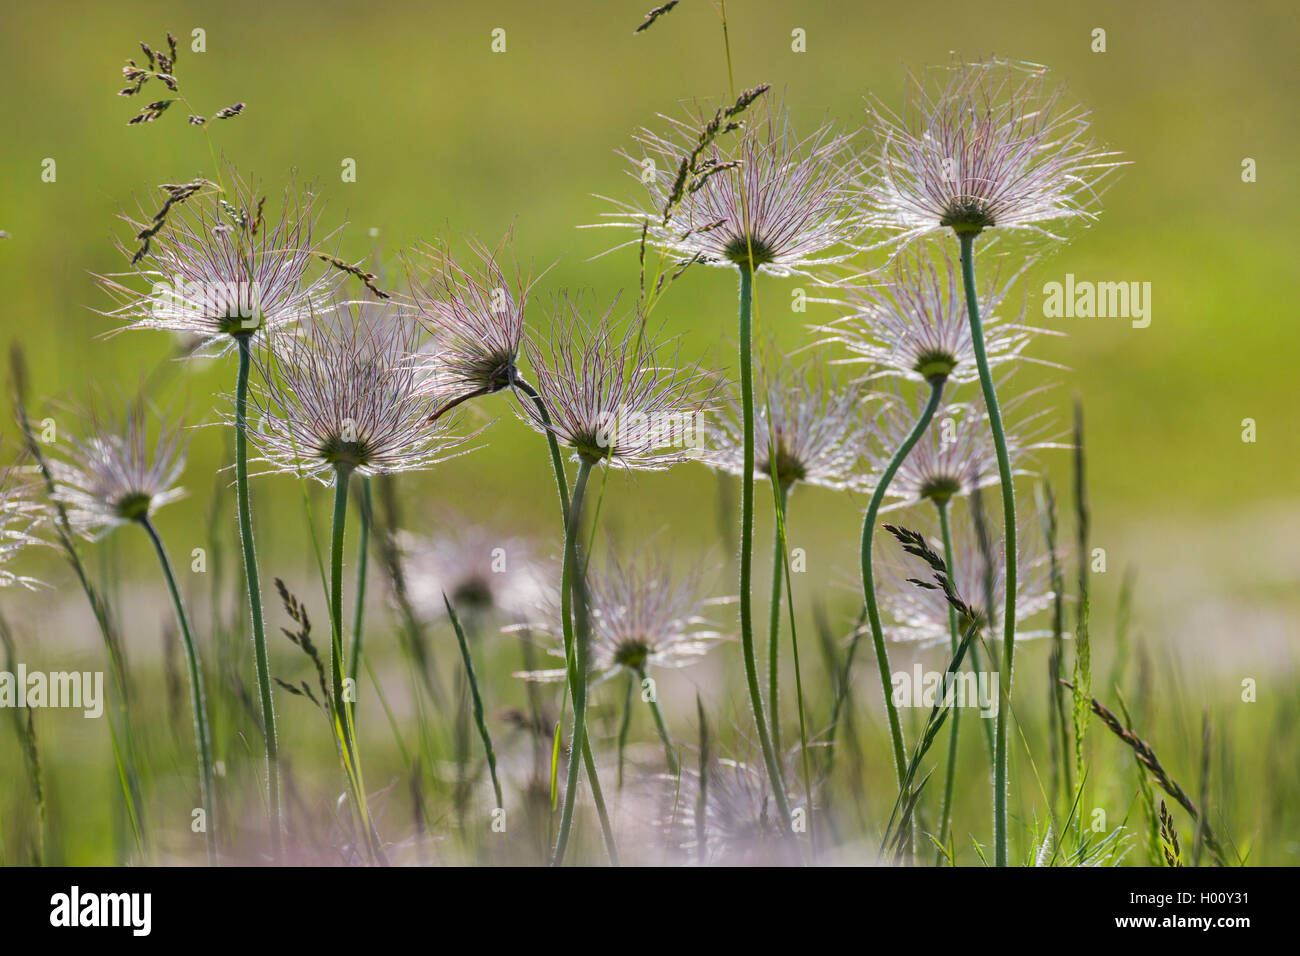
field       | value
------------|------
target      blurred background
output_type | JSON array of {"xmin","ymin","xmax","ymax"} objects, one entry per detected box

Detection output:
[{"xmin": 0, "ymin": 0, "xmax": 1296, "ymax": 864}]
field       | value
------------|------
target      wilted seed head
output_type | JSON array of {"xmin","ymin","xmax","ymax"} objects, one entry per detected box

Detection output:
[
  {"xmin": 861, "ymin": 57, "xmax": 1124, "ymax": 247},
  {"xmin": 595, "ymin": 100, "xmax": 864, "ymax": 276},
  {"xmin": 0, "ymin": 460, "xmax": 45, "ymax": 589},
  {"xmin": 97, "ymin": 167, "xmax": 340, "ymax": 356},
  {"xmin": 405, "ymin": 231, "xmax": 534, "ymax": 407},
  {"xmin": 518, "ymin": 296, "xmax": 717, "ymax": 470},
  {"xmin": 515, "ymin": 547, "xmax": 725, "ymax": 683},
  {"xmin": 248, "ymin": 302, "xmax": 471, "ymax": 482},
  {"xmin": 882, "ymin": 509, "xmax": 1055, "ymax": 645},
  {"xmin": 876, "ymin": 384, "xmax": 1062, "ymax": 508},
  {"xmin": 401, "ymin": 523, "xmax": 548, "ymax": 624},
  {"xmin": 49, "ymin": 406, "xmax": 187, "ymax": 539},
  {"xmin": 818, "ymin": 249, "xmax": 1041, "ymax": 385},
  {"xmin": 708, "ymin": 356, "xmax": 873, "ymax": 491}
]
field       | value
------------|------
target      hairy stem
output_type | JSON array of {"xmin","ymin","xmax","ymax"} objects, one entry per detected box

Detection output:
[
  {"xmin": 934, "ymin": 499, "xmax": 962, "ymax": 864},
  {"xmin": 737, "ymin": 267, "xmax": 792, "ymax": 829},
  {"xmin": 347, "ymin": 477, "xmax": 373, "ymax": 714},
  {"xmin": 552, "ymin": 457, "xmax": 595, "ymax": 865},
  {"xmin": 234, "ymin": 335, "xmax": 280, "ymax": 855},
  {"xmin": 637, "ymin": 666, "xmax": 680, "ymax": 775},
  {"xmin": 515, "ymin": 374, "xmax": 617, "ymax": 864},
  {"xmin": 767, "ymin": 481, "xmax": 791, "ymax": 753},
  {"xmin": 958, "ymin": 232, "xmax": 1018, "ymax": 867},
  {"xmin": 861, "ymin": 378, "xmax": 946, "ymax": 786},
  {"xmin": 444, "ymin": 594, "xmax": 503, "ymax": 809},
  {"xmin": 140, "ymin": 516, "xmax": 216, "ymax": 864}
]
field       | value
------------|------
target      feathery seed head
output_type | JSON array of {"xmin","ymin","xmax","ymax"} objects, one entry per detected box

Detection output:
[
  {"xmin": 707, "ymin": 356, "xmax": 873, "ymax": 491},
  {"xmin": 818, "ymin": 249, "xmax": 1037, "ymax": 386},
  {"xmin": 875, "ymin": 384, "xmax": 1062, "ymax": 507},
  {"xmin": 861, "ymin": 57, "xmax": 1123, "ymax": 248},
  {"xmin": 248, "ymin": 301, "xmax": 470, "ymax": 482},
  {"xmin": 519, "ymin": 296, "xmax": 718, "ymax": 470},
  {"xmin": 406, "ymin": 230, "xmax": 535, "ymax": 407},
  {"xmin": 98, "ymin": 167, "xmax": 340, "ymax": 356},
  {"xmin": 597, "ymin": 100, "xmax": 865, "ymax": 276}
]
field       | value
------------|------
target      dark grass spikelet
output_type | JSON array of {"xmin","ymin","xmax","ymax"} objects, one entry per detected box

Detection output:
[
  {"xmin": 1061, "ymin": 680, "xmax": 1228, "ymax": 866},
  {"xmin": 634, "ymin": 1, "xmax": 679, "ymax": 34},
  {"xmin": 315, "ymin": 253, "xmax": 390, "ymax": 300},
  {"xmin": 659, "ymin": 86, "xmax": 770, "ymax": 223},
  {"xmin": 214, "ymin": 102, "xmax": 245, "ymax": 120},
  {"xmin": 1159, "ymin": 800, "xmax": 1183, "ymax": 867},
  {"xmin": 127, "ymin": 99, "xmax": 173, "ymax": 125},
  {"xmin": 883, "ymin": 523, "xmax": 975, "ymax": 624},
  {"xmin": 130, "ymin": 179, "xmax": 214, "ymax": 264},
  {"xmin": 274, "ymin": 577, "xmax": 329, "ymax": 709}
]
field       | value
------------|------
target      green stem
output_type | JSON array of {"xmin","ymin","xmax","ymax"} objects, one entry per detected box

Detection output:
[
  {"xmin": 444, "ymin": 594, "xmax": 503, "ymax": 809},
  {"xmin": 552, "ymin": 457, "xmax": 595, "ymax": 865},
  {"xmin": 617, "ymin": 673, "xmax": 634, "ymax": 789},
  {"xmin": 934, "ymin": 499, "xmax": 962, "ymax": 864},
  {"xmin": 637, "ymin": 667, "xmax": 680, "ymax": 775},
  {"xmin": 331, "ymin": 465, "xmax": 381, "ymax": 863},
  {"xmin": 140, "ymin": 516, "xmax": 216, "ymax": 865},
  {"xmin": 234, "ymin": 335, "xmax": 280, "ymax": 855},
  {"xmin": 516, "ymin": 374, "xmax": 617, "ymax": 864},
  {"xmin": 737, "ymin": 266, "xmax": 792, "ymax": 829},
  {"xmin": 958, "ymin": 232, "xmax": 1018, "ymax": 868},
  {"xmin": 861, "ymin": 377, "xmax": 946, "ymax": 786},
  {"xmin": 348, "ymin": 477, "xmax": 373, "ymax": 712},
  {"xmin": 767, "ymin": 481, "xmax": 791, "ymax": 754}
]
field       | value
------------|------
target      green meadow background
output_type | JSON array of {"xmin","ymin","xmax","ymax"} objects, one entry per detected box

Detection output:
[{"xmin": 0, "ymin": 0, "xmax": 1296, "ymax": 864}]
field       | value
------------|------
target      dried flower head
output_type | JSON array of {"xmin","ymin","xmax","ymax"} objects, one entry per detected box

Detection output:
[
  {"xmin": 0, "ymin": 460, "xmax": 45, "ymax": 589},
  {"xmin": 882, "ymin": 509, "xmax": 1055, "ymax": 646},
  {"xmin": 405, "ymin": 231, "xmax": 536, "ymax": 412},
  {"xmin": 707, "ymin": 356, "xmax": 872, "ymax": 490},
  {"xmin": 248, "ymin": 301, "xmax": 470, "ymax": 482},
  {"xmin": 875, "ymin": 384, "xmax": 1062, "ymax": 507},
  {"xmin": 817, "ymin": 250, "xmax": 1042, "ymax": 384},
  {"xmin": 401, "ymin": 523, "xmax": 548, "ymax": 624},
  {"xmin": 49, "ymin": 406, "xmax": 187, "ymax": 539},
  {"xmin": 595, "ymin": 99, "xmax": 863, "ymax": 275},
  {"xmin": 861, "ymin": 57, "xmax": 1123, "ymax": 246},
  {"xmin": 98, "ymin": 168, "xmax": 339, "ymax": 356},
  {"xmin": 516, "ymin": 547, "xmax": 725, "ymax": 683},
  {"xmin": 518, "ymin": 297, "xmax": 717, "ymax": 470}
]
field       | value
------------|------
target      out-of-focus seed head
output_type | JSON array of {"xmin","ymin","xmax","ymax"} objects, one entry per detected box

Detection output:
[
  {"xmin": 49, "ymin": 404, "xmax": 187, "ymax": 538},
  {"xmin": 401, "ymin": 522, "xmax": 549, "ymax": 625},
  {"xmin": 0, "ymin": 458, "xmax": 45, "ymax": 589},
  {"xmin": 514, "ymin": 546, "xmax": 726, "ymax": 683}
]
